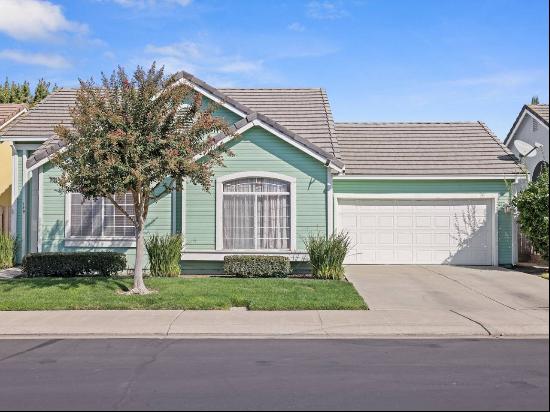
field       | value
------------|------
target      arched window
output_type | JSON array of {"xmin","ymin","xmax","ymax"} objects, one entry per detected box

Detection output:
[
  {"xmin": 533, "ymin": 161, "xmax": 548, "ymax": 181},
  {"xmin": 216, "ymin": 173, "xmax": 296, "ymax": 250}
]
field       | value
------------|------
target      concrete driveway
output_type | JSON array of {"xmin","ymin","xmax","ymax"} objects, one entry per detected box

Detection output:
[{"xmin": 345, "ymin": 265, "xmax": 549, "ymax": 336}]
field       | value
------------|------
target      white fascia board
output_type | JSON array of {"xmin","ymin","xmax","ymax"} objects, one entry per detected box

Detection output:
[
  {"xmin": 504, "ymin": 110, "xmax": 528, "ymax": 146},
  {"xmin": 504, "ymin": 110, "xmax": 549, "ymax": 146},
  {"xmin": 333, "ymin": 175, "xmax": 523, "ymax": 181},
  {"xmin": 27, "ymin": 146, "xmax": 67, "ymax": 172},
  {"xmin": 0, "ymin": 108, "xmax": 27, "ymax": 131},
  {"xmin": 173, "ymin": 78, "xmax": 248, "ymax": 118}
]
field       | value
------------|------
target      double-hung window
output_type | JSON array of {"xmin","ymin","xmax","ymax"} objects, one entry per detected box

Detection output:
[
  {"xmin": 69, "ymin": 193, "xmax": 136, "ymax": 238},
  {"xmin": 221, "ymin": 177, "xmax": 292, "ymax": 250}
]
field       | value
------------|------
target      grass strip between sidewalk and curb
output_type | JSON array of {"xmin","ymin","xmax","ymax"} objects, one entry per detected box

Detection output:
[{"xmin": 0, "ymin": 277, "xmax": 368, "ymax": 311}]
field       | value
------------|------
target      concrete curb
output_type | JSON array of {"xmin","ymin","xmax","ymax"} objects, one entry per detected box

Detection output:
[{"xmin": 0, "ymin": 309, "xmax": 547, "ymax": 339}]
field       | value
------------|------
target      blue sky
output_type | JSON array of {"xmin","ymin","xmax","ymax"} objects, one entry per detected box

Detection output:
[{"xmin": 0, "ymin": 0, "xmax": 548, "ymax": 139}]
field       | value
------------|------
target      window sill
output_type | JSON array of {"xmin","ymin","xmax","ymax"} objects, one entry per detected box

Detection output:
[
  {"xmin": 64, "ymin": 238, "xmax": 136, "ymax": 248},
  {"xmin": 181, "ymin": 250, "xmax": 308, "ymax": 261}
]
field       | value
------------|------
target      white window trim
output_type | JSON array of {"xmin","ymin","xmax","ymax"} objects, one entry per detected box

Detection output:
[
  {"xmin": 64, "ymin": 193, "xmax": 136, "ymax": 248},
  {"xmin": 215, "ymin": 171, "xmax": 297, "ymax": 252},
  {"xmin": 334, "ymin": 192, "xmax": 500, "ymax": 267}
]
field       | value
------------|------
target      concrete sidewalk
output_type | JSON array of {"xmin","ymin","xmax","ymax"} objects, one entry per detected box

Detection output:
[{"xmin": 0, "ymin": 308, "xmax": 548, "ymax": 339}]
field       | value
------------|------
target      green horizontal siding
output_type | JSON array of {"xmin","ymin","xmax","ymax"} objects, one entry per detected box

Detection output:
[
  {"xmin": 185, "ymin": 125, "xmax": 328, "ymax": 252},
  {"xmin": 333, "ymin": 179, "xmax": 514, "ymax": 265},
  {"xmin": 40, "ymin": 163, "xmax": 173, "ymax": 267},
  {"xmin": 182, "ymin": 260, "xmax": 224, "ymax": 275}
]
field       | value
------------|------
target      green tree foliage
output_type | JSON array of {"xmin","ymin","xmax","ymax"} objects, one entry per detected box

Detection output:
[
  {"xmin": 531, "ymin": 95, "xmax": 540, "ymax": 104},
  {"xmin": 512, "ymin": 167, "xmax": 549, "ymax": 261},
  {"xmin": 53, "ymin": 63, "xmax": 234, "ymax": 294},
  {"xmin": 33, "ymin": 79, "xmax": 54, "ymax": 104},
  {"xmin": 0, "ymin": 78, "xmax": 55, "ymax": 105}
]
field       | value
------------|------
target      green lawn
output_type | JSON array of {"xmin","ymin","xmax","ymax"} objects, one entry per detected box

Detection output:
[
  {"xmin": 541, "ymin": 272, "xmax": 549, "ymax": 280},
  {"xmin": 0, "ymin": 277, "xmax": 368, "ymax": 311}
]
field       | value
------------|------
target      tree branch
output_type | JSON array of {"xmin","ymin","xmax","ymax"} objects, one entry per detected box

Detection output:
[{"xmin": 105, "ymin": 194, "xmax": 137, "ymax": 227}]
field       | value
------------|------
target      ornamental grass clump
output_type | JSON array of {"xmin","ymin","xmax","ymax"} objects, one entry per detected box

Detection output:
[
  {"xmin": 305, "ymin": 231, "xmax": 351, "ymax": 280},
  {"xmin": 145, "ymin": 234, "xmax": 183, "ymax": 277},
  {"xmin": 0, "ymin": 234, "xmax": 15, "ymax": 269}
]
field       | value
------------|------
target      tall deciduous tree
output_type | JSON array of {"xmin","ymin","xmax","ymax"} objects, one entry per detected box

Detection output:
[
  {"xmin": 512, "ymin": 167, "xmax": 549, "ymax": 261},
  {"xmin": 53, "ymin": 64, "xmax": 234, "ymax": 294}
]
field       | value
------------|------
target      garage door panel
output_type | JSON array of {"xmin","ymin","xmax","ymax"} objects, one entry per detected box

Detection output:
[
  {"xmin": 377, "ymin": 232, "xmax": 394, "ymax": 245},
  {"xmin": 396, "ymin": 216, "xmax": 413, "ymax": 228},
  {"xmin": 338, "ymin": 198, "xmax": 493, "ymax": 265},
  {"xmin": 377, "ymin": 216, "xmax": 394, "ymax": 227},
  {"xmin": 359, "ymin": 215, "xmax": 376, "ymax": 227},
  {"xmin": 358, "ymin": 231, "xmax": 375, "ymax": 244},
  {"xmin": 396, "ymin": 231, "xmax": 413, "ymax": 245}
]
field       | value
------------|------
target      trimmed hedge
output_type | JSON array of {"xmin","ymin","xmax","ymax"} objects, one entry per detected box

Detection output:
[
  {"xmin": 22, "ymin": 252, "xmax": 127, "ymax": 277},
  {"xmin": 224, "ymin": 255, "xmax": 292, "ymax": 278}
]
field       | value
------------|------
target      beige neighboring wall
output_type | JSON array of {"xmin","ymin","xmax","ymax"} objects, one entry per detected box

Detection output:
[
  {"xmin": 0, "ymin": 103, "xmax": 28, "ymax": 233},
  {"xmin": 0, "ymin": 141, "xmax": 11, "ymax": 233}
]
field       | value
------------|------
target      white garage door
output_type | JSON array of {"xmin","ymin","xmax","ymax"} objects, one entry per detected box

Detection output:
[{"xmin": 337, "ymin": 198, "xmax": 494, "ymax": 265}]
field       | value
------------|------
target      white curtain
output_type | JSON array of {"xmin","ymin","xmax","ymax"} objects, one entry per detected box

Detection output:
[
  {"xmin": 222, "ymin": 178, "xmax": 291, "ymax": 250},
  {"xmin": 223, "ymin": 194, "xmax": 255, "ymax": 249},
  {"xmin": 258, "ymin": 195, "xmax": 290, "ymax": 249}
]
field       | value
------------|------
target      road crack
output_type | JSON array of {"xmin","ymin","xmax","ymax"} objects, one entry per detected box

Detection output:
[{"xmin": 0, "ymin": 339, "xmax": 61, "ymax": 363}]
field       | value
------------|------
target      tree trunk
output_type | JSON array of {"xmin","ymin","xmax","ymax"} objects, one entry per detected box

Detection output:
[{"xmin": 131, "ymin": 223, "xmax": 149, "ymax": 294}]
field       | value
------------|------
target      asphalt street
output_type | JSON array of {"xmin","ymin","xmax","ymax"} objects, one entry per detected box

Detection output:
[{"xmin": 0, "ymin": 338, "xmax": 547, "ymax": 411}]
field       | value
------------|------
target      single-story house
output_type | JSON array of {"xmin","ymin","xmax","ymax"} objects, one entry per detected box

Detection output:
[{"xmin": 0, "ymin": 71, "xmax": 524, "ymax": 271}]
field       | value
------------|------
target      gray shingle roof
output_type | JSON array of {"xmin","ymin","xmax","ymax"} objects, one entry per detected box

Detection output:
[
  {"xmin": 18, "ymin": 78, "xmax": 345, "ymax": 170},
  {"xmin": 220, "ymin": 88, "xmax": 340, "ymax": 160},
  {"xmin": 174, "ymin": 70, "xmax": 342, "ymax": 163},
  {"xmin": 527, "ymin": 104, "xmax": 549, "ymax": 125},
  {"xmin": 0, "ymin": 104, "xmax": 27, "ymax": 128},
  {"xmin": 0, "ymin": 89, "xmax": 77, "ymax": 138},
  {"xmin": 335, "ymin": 122, "xmax": 524, "ymax": 176}
]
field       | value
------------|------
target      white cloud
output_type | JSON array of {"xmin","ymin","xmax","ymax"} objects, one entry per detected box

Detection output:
[
  {"xmin": 143, "ymin": 40, "xmax": 265, "ymax": 79},
  {"xmin": 0, "ymin": 0, "xmax": 87, "ymax": 41},
  {"xmin": 306, "ymin": 1, "xmax": 348, "ymax": 20},
  {"xmin": 0, "ymin": 49, "xmax": 71, "ymax": 68},
  {"xmin": 110, "ymin": 0, "xmax": 191, "ymax": 8},
  {"xmin": 288, "ymin": 22, "xmax": 306, "ymax": 32}
]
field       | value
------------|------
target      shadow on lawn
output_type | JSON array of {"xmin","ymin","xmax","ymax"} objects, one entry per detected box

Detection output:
[{"xmin": 0, "ymin": 276, "xmax": 130, "ymax": 292}]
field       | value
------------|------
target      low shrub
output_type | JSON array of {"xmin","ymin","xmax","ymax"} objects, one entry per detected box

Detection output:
[
  {"xmin": 145, "ymin": 234, "xmax": 183, "ymax": 277},
  {"xmin": 0, "ymin": 234, "xmax": 16, "ymax": 269},
  {"xmin": 224, "ymin": 255, "xmax": 292, "ymax": 278},
  {"xmin": 304, "ymin": 231, "xmax": 351, "ymax": 280},
  {"xmin": 22, "ymin": 252, "xmax": 127, "ymax": 277}
]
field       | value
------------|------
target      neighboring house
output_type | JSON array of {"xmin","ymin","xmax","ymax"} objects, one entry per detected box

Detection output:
[
  {"xmin": 0, "ymin": 71, "xmax": 524, "ymax": 270},
  {"xmin": 504, "ymin": 104, "xmax": 549, "ymax": 186},
  {"xmin": 0, "ymin": 104, "xmax": 28, "ymax": 234}
]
